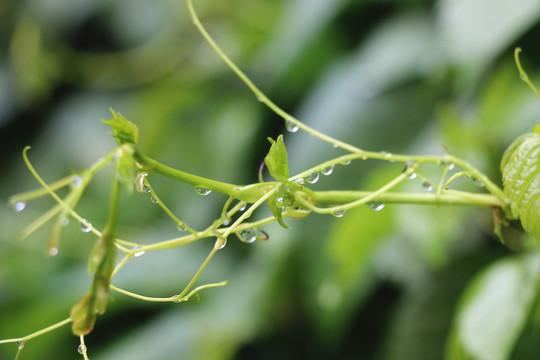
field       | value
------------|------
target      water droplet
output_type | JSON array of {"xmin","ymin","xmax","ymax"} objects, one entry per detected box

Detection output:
[
  {"xmin": 80, "ymin": 220, "xmax": 92, "ymax": 233},
  {"xmin": 285, "ymin": 120, "xmax": 299, "ymax": 133},
  {"xmin": 16, "ymin": 341, "xmax": 24, "ymax": 350},
  {"xmin": 13, "ymin": 201, "xmax": 26, "ymax": 212},
  {"xmin": 322, "ymin": 165, "xmax": 334, "ymax": 176},
  {"xmin": 332, "ymin": 143, "xmax": 339, "ymax": 148},
  {"xmin": 195, "ymin": 186, "xmax": 211, "ymax": 196},
  {"xmin": 173, "ymin": 295, "xmax": 185, "ymax": 303},
  {"xmin": 239, "ymin": 204, "xmax": 247, "ymax": 212},
  {"xmin": 143, "ymin": 185, "xmax": 151, "ymax": 193},
  {"xmin": 439, "ymin": 160, "xmax": 455, "ymax": 170},
  {"xmin": 402, "ymin": 160, "xmax": 417, "ymax": 179},
  {"xmin": 292, "ymin": 178, "xmax": 305, "ymax": 186},
  {"xmin": 332, "ymin": 209, "xmax": 346, "ymax": 218},
  {"xmin": 256, "ymin": 95, "xmax": 263, "ymax": 102},
  {"xmin": 72, "ymin": 175, "xmax": 83, "ymax": 188},
  {"xmin": 177, "ymin": 223, "xmax": 187, "ymax": 231},
  {"xmin": 215, "ymin": 238, "xmax": 227, "ymax": 250},
  {"xmin": 60, "ymin": 217, "xmax": 69, "ymax": 227},
  {"xmin": 340, "ymin": 158, "xmax": 351, "ymax": 166},
  {"xmin": 368, "ymin": 201, "xmax": 385, "ymax": 211},
  {"xmin": 305, "ymin": 172, "xmax": 319, "ymax": 184},
  {"xmin": 134, "ymin": 250, "xmax": 145, "ymax": 257},
  {"xmin": 381, "ymin": 151, "xmax": 392, "ymax": 159},
  {"xmin": 49, "ymin": 247, "xmax": 58, "ymax": 256},
  {"xmin": 150, "ymin": 196, "xmax": 158, "ymax": 204},
  {"xmin": 77, "ymin": 344, "xmax": 86, "ymax": 354},
  {"xmin": 422, "ymin": 181, "xmax": 434, "ymax": 192},
  {"xmin": 238, "ymin": 229, "xmax": 257, "ymax": 243},
  {"xmin": 222, "ymin": 216, "xmax": 231, "ymax": 226},
  {"xmin": 473, "ymin": 177, "xmax": 484, "ymax": 187}
]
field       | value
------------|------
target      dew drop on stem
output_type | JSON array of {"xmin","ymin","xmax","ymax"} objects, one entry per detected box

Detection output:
[
  {"xmin": 16, "ymin": 341, "xmax": 24, "ymax": 350},
  {"xmin": 195, "ymin": 186, "xmax": 211, "ymax": 196},
  {"xmin": 60, "ymin": 217, "xmax": 69, "ymax": 226},
  {"xmin": 322, "ymin": 165, "xmax": 334, "ymax": 176},
  {"xmin": 439, "ymin": 160, "xmax": 455, "ymax": 170},
  {"xmin": 173, "ymin": 295, "xmax": 185, "ymax": 303},
  {"xmin": 292, "ymin": 178, "xmax": 305, "ymax": 186},
  {"xmin": 238, "ymin": 229, "xmax": 257, "ymax": 243},
  {"xmin": 49, "ymin": 247, "xmax": 59, "ymax": 256},
  {"xmin": 177, "ymin": 223, "xmax": 187, "ymax": 232},
  {"xmin": 381, "ymin": 151, "xmax": 392, "ymax": 159},
  {"xmin": 285, "ymin": 120, "xmax": 299, "ymax": 133},
  {"xmin": 150, "ymin": 196, "xmax": 158, "ymax": 204},
  {"xmin": 80, "ymin": 220, "xmax": 92, "ymax": 233},
  {"xmin": 402, "ymin": 160, "xmax": 417, "ymax": 179},
  {"xmin": 305, "ymin": 172, "xmax": 319, "ymax": 184},
  {"xmin": 340, "ymin": 158, "xmax": 351, "ymax": 166},
  {"xmin": 332, "ymin": 209, "xmax": 346, "ymax": 218},
  {"xmin": 72, "ymin": 175, "xmax": 83, "ymax": 188},
  {"xmin": 77, "ymin": 345, "xmax": 86, "ymax": 354},
  {"xmin": 472, "ymin": 177, "xmax": 484, "ymax": 187},
  {"xmin": 422, "ymin": 181, "xmax": 434, "ymax": 192},
  {"xmin": 142, "ymin": 185, "xmax": 151, "ymax": 193},
  {"xmin": 368, "ymin": 201, "xmax": 385, "ymax": 211},
  {"xmin": 13, "ymin": 201, "xmax": 26, "ymax": 212},
  {"xmin": 215, "ymin": 237, "xmax": 227, "ymax": 250}
]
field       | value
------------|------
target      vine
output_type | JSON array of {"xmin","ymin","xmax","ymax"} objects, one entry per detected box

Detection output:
[{"xmin": 2, "ymin": 1, "xmax": 539, "ymax": 358}]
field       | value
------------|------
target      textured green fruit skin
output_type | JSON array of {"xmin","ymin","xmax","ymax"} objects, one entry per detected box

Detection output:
[{"xmin": 501, "ymin": 130, "xmax": 540, "ymax": 242}]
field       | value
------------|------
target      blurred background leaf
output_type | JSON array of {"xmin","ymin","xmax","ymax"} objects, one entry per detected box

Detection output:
[{"xmin": 1, "ymin": 0, "xmax": 540, "ymax": 359}]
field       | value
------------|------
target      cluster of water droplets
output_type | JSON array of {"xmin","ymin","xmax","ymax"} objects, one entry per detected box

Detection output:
[{"xmin": 173, "ymin": 296, "xmax": 187, "ymax": 304}]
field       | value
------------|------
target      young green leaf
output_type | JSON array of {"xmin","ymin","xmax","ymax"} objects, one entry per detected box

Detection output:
[
  {"xmin": 102, "ymin": 108, "xmax": 139, "ymax": 145},
  {"xmin": 264, "ymin": 135, "xmax": 289, "ymax": 181},
  {"xmin": 268, "ymin": 185, "xmax": 294, "ymax": 229},
  {"xmin": 446, "ymin": 255, "xmax": 540, "ymax": 360},
  {"xmin": 500, "ymin": 128, "xmax": 540, "ymax": 242}
]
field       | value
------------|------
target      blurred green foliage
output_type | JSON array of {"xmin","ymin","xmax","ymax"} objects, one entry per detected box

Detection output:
[{"xmin": 1, "ymin": 0, "xmax": 540, "ymax": 359}]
